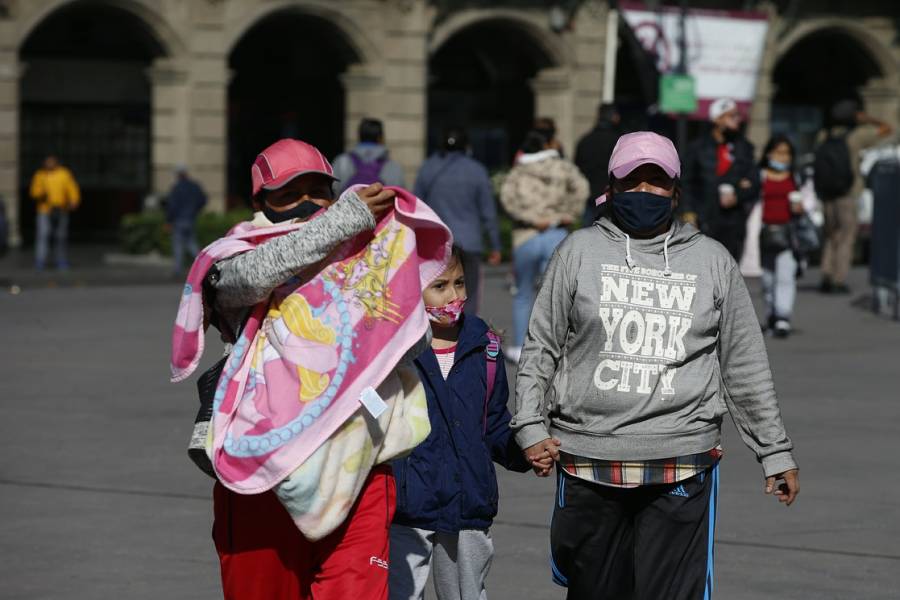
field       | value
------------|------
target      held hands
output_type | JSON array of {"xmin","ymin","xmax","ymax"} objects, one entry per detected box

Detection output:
[
  {"xmin": 524, "ymin": 437, "xmax": 561, "ymax": 477},
  {"xmin": 765, "ymin": 469, "xmax": 799, "ymax": 506},
  {"xmin": 357, "ymin": 182, "xmax": 396, "ymax": 219}
]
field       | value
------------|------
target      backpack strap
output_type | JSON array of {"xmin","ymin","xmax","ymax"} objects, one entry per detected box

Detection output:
[{"xmin": 483, "ymin": 330, "xmax": 501, "ymax": 435}]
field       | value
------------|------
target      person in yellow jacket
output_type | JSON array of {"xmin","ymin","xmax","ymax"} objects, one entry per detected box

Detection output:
[{"xmin": 29, "ymin": 155, "xmax": 80, "ymax": 270}]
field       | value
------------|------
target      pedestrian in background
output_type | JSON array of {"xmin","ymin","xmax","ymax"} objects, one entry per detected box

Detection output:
[
  {"xmin": 814, "ymin": 99, "xmax": 893, "ymax": 294},
  {"xmin": 415, "ymin": 126, "xmax": 502, "ymax": 314},
  {"xmin": 758, "ymin": 135, "xmax": 803, "ymax": 338},
  {"xmin": 389, "ymin": 246, "xmax": 530, "ymax": 600},
  {"xmin": 513, "ymin": 132, "xmax": 798, "ymax": 600},
  {"xmin": 500, "ymin": 129, "xmax": 588, "ymax": 363},
  {"xmin": 534, "ymin": 116, "xmax": 566, "ymax": 157},
  {"xmin": 333, "ymin": 118, "xmax": 405, "ymax": 193},
  {"xmin": 165, "ymin": 165, "xmax": 207, "ymax": 276},
  {"xmin": 682, "ymin": 98, "xmax": 759, "ymax": 261},
  {"xmin": 575, "ymin": 103, "xmax": 622, "ymax": 226},
  {"xmin": 29, "ymin": 154, "xmax": 80, "ymax": 270}
]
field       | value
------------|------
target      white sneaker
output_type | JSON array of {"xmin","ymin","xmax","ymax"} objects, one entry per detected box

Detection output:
[
  {"xmin": 773, "ymin": 319, "xmax": 792, "ymax": 338},
  {"xmin": 505, "ymin": 345, "xmax": 522, "ymax": 364}
]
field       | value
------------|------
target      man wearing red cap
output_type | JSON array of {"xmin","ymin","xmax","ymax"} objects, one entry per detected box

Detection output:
[
  {"xmin": 514, "ymin": 132, "xmax": 798, "ymax": 600},
  {"xmin": 201, "ymin": 139, "xmax": 420, "ymax": 600}
]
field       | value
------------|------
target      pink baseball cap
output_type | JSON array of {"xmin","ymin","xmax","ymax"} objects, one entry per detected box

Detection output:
[
  {"xmin": 608, "ymin": 132, "xmax": 681, "ymax": 180},
  {"xmin": 251, "ymin": 139, "xmax": 337, "ymax": 197}
]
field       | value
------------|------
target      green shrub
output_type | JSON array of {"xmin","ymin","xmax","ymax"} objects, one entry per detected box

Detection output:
[{"xmin": 119, "ymin": 208, "xmax": 252, "ymax": 255}]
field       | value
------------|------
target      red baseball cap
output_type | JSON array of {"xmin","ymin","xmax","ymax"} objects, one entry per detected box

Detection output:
[
  {"xmin": 608, "ymin": 132, "xmax": 681, "ymax": 180},
  {"xmin": 250, "ymin": 139, "xmax": 337, "ymax": 197}
]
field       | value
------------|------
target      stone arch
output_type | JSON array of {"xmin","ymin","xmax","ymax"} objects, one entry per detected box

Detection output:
[
  {"xmin": 225, "ymin": 2, "xmax": 379, "ymax": 202},
  {"xmin": 17, "ymin": 0, "xmax": 186, "ymax": 59},
  {"xmin": 427, "ymin": 10, "xmax": 571, "ymax": 168},
  {"xmin": 775, "ymin": 19, "xmax": 898, "ymax": 85},
  {"xmin": 226, "ymin": 1, "xmax": 378, "ymax": 66},
  {"xmin": 428, "ymin": 9, "xmax": 569, "ymax": 68},
  {"xmin": 768, "ymin": 18, "xmax": 900, "ymax": 153}
]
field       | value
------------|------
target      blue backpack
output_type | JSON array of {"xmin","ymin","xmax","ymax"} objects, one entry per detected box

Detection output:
[{"xmin": 346, "ymin": 152, "xmax": 387, "ymax": 188}]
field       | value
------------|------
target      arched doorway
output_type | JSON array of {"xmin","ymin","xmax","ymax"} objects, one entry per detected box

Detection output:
[
  {"xmin": 227, "ymin": 11, "xmax": 362, "ymax": 204},
  {"xmin": 18, "ymin": 2, "xmax": 166, "ymax": 242},
  {"xmin": 427, "ymin": 18, "xmax": 558, "ymax": 170},
  {"xmin": 772, "ymin": 27, "xmax": 886, "ymax": 156}
]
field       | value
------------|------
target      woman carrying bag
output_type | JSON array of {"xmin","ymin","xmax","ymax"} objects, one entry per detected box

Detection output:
[{"xmin": 758, "ymin": 135, "xmax": 817, "ymax": 338}]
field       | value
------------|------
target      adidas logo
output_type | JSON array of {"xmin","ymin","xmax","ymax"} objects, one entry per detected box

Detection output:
[{"xmin": 669, "ymin": 484, "xmax": 689, "ymax": 498}]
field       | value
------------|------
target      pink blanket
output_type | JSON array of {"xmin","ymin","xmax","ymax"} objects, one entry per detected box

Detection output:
[{"xmin": 171, "ymin": 188, "xmax": 451, "ymax": 493}]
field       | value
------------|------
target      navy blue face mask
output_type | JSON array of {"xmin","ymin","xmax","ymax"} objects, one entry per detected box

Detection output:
[
  {"xmin": 263, "ymin": 200, "xmax": 323, "ymax": 223},
  {"xmin": 611, "ymin": 191, "xmax": 674, "ymax": 234}
]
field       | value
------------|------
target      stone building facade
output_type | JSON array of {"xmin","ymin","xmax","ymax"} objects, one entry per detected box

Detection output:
[{"xmin": 1, "ymin": 0, "xmax": 899, "ymax": 246}]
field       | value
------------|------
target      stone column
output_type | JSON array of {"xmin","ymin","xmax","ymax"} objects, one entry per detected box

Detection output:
[
  {"xmin": 382, "ymin": 0, "xmax": 429, "ymax": 184},
  {"xmin": 0, "ymin": 12, "xmax": 21, "ymax": 246},
  {"xmin": 532, "ymin": 67, "xmax": 575, "ymax": 153},
  {"xmin": 147, "ymin": 59, "xmax": 191, "ymax": 203},
  {"xmin": 341, "ymin": 64, "xmax": 384, "ymax": 151},
  {"xmin": 188, "ymin": 55, "xmax": 228, "ymax": 213},
  {"xmin": 571, "ymin": 2, "xmax": 607, "ymax": 146},
  {"xmin": 746, "ymin": 5, "xmax": 780, "ymax": 152},
  {"xmin": 860, "ymin": 78, "xmax": 900, "ymax": 129}
]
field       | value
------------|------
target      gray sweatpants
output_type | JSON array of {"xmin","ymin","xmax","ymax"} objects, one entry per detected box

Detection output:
[{"xmin": 389, "ymin": 525, "xmax": 493, "ymax": 600}]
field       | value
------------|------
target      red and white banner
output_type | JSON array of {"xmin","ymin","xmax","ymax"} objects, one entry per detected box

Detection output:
[{"xmin": 620, "ymin": 2, "xmax": 769, "ymax": 120}]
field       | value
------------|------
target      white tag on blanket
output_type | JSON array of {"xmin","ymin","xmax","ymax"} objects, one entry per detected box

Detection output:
[{"xmin": 360, "ymin": 387, "xmax": 387, "ymax": 419}]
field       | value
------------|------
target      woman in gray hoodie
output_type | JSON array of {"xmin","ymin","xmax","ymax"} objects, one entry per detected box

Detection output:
[{"xmin": 512, "ymin": 132, "xmax": 799, "ymax": 600}]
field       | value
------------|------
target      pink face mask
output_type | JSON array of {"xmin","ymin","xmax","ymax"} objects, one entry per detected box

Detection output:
[{"xmin": 425, "ymin": 298, "xmax": 466, "ymax": 324}]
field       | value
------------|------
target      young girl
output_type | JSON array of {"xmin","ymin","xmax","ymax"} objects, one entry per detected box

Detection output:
[
  {"xmin": 389, "ymin": 247, "xmax": 530, "ymax": 600},
  {"xmin": 758, "ymin": 134, "xmax": 803, "ymax": 337}
]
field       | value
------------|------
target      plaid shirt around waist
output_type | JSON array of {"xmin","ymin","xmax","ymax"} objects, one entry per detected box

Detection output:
[{"xmin": 559, "ymin": 447, "xmax": 723, "ymax": 489}]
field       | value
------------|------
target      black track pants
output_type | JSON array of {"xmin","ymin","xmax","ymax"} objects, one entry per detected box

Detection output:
[{"xmin": 549, "ymin": 465, "xmax": 719, "ymax": 600}]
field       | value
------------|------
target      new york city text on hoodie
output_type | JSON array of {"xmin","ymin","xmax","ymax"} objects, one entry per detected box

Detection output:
[{"xmin": 511, "ymin": 217, "xmax": 796, "ymax": 478}]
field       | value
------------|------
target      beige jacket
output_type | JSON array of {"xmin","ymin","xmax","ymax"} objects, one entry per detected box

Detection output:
[{"xmin": 500, "ymin": 150, "xmax": 589, "ymax": 248}]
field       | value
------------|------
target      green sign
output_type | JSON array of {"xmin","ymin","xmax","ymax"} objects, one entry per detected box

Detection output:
[{"xmin": 659, "ymin": 74, "xmax": 697, "ymax": 114}]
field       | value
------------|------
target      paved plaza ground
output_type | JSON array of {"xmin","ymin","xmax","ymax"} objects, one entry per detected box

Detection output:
[{"xmin": 1, "ymin": 250, "xmax": 899, "ymax": 599}]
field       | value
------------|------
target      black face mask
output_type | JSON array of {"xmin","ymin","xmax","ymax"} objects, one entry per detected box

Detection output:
[
  {"xmin": 722, "ymin": 128, "xmax": 740, "ymax": 143},
  {"xmin": 611, "ymin": 191, "xmax": 674, "ymax": 234},
  {"xmin": 262, "ymin": 201, "xmax": 322, "ymax": 223}
]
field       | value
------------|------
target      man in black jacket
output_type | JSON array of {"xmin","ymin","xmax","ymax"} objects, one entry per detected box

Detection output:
[
  {"xmin": 575, "ymin": 103, "xmax": 621, "ymax": 226},
  {"xmin": 682, "ymin": 98, "xmax": 759, "ymax": 260}
]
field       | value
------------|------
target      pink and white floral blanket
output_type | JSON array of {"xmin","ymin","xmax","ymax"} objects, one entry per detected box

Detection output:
[{"xmin": 170, "ymin": 187, "xmax": 451, "ymax": 494}]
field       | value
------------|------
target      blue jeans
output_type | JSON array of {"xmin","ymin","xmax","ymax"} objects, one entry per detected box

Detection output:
[
  {"xmin": 512, "ymin": 227, "xmax": 569, "ymax": 347},
  {"xmin": 35, "ymin": 210, "xmax": 69, "ymax": 269},
  {"xmin": 171, "ymin": 220, "xmax": 199, "ymax": 274}
]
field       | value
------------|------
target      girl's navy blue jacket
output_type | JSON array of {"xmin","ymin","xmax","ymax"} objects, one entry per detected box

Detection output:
[{"xmin": 391, "ymin": 315, "xmax": 530, "ymax": 533}]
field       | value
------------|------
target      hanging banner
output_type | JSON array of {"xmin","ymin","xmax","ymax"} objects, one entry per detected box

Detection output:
[{"xmin": 620, "ymin": 2, "xmax": 769, "ymax": 120}]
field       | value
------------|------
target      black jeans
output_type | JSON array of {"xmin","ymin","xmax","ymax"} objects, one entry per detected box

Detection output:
[{"xmin": 550, "ymin": 466, "xmax": 719, "ymax": 600}]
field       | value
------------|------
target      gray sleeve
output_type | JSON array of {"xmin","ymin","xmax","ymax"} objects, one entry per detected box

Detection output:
[
  {"xmin": 331, "ymin": 154, "xmax": 353, "ymax": 194},
  {"xmin": 382, "ymin": 160, "xmax": 406, "ymax": 189},
  {"xmin": 510, "ymin": 245, "xmax": 574, "ymax": 449},
  {"xmin": 209, "ymin": 192, "xmax": 376, "ymax": 309},
  {"xmin": 718, "ymin": 263, "xmax": 797, "ymax": 477}
]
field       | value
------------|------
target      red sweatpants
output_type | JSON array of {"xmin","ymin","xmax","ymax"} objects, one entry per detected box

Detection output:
[{"xmin": 212, "ymin": 465, "xmax": 395, "ymax": 600}]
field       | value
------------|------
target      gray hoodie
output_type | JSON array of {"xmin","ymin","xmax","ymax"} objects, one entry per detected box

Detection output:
[{"xmin": 510, "ymin": 216, "xmax": 796, "ymax": 478}]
